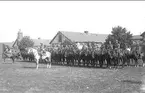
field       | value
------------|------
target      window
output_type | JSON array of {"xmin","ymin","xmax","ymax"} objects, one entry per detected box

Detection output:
[{"xmin": 59, "ymin": 35, "xmax": 62, "ymax": 42}]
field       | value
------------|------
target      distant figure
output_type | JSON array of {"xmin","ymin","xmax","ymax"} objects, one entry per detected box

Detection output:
[
  {"xmin": 108, "ymin": 41, "xmax": 113, "ymax": 50},
  {"xmin": 115, "ymin": 40, "xmax": 120, "ymax": 49},
  {"xmin": 76, "ymin": 43, "xmax": 83, "ymax": 50},
  {"xmin": 40, "ymin": 43, "xmax": 44, "ymax": 49}
]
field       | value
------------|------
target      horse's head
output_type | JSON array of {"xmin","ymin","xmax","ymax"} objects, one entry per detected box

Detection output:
[{"xmin": 26, "ymin": 48, "xmax": 33, "ymax": 54}]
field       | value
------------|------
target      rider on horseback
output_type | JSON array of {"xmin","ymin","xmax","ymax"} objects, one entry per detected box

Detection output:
[
  {"xmin": 40, "ymin": 43, "xmax": 46, "ymax": 56},
  {"xmin": 3, "ymin": 46, "xmax": 12, "ymax": 58},
  {"xmin": 4, "ymin": 46, "xmax": 11, "ymax": 54}
]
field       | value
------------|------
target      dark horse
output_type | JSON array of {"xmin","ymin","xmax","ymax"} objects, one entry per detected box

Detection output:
[{"xmin": 2, "ymin": 48, "xmax": 22, "ymax": 63}]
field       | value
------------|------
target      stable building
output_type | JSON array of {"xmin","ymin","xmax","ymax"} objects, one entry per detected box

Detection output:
[{"xmin": 50, "ymin": 31, "xmax": 108, "ymax": 48}]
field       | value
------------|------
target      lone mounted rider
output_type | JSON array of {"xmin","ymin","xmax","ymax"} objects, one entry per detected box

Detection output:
[
  {"xmin": 40, "ymin": 43, "xmax": 46, "ymax": 56},
  {"xmin": 4, "ymin": 46, "xmax": 11, "ymax": 54}
]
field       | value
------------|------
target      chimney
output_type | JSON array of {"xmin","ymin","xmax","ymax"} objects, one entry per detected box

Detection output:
[
  {"xmin": 17, "ymin": 29, "xmax": 23, "ymax": 41},
  {"xmin": 84, "ymin": 31, "xmax": 89, "ymax": 34}
]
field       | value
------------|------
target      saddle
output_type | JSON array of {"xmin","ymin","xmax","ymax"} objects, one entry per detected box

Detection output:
[{"xmin": 41, "ymin": 51, "xmax": 46, "ymax": 56}]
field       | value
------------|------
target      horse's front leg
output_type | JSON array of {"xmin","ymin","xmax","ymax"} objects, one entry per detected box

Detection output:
[
  {"xmin": 12, "ymin": 58, "xmax": 15, "ymax": 63},
  {"xmin": 46, "ymin": 57, "xmax": 51, "ymax": 68},
  {"xmin": 11, "ymin": 57, "xmax": 15, "ymax": 63},
  {"xmin": 46, "ymin": 59, "xmax": 49, "ymax": 68},
  {"xmin": 135, "ymin": 59, "xmax": 139, "ymax": 67},
  {"xmin": 36, "ymin": 59, "xmax": 39, "ymax": 69},
  {"xmin": 3, "ymin": 57, "xmax": 5, "ymax": 62},
  {"xmin": 48, "ymin": 58, "xmax": 51, "ymax": 68}
]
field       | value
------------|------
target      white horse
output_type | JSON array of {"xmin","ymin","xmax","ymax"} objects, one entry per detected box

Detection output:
[{"xmin": 26, "ymin": 47, "xmax": 51, "ymax": 69}]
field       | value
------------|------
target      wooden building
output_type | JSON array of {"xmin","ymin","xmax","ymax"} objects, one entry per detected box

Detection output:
[{"xmin": 50, "ymin": 31, "xmax": 108, "ymax": 49}]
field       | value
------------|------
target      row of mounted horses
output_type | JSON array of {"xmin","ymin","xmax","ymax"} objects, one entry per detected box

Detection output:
[
  {"xmin": 50, "ymin": 47, "xmax": 144, "ymax": 68},
  {"xmin": 18, "ymin": 46, "xmax": 145, "ymax": 69},
  {"xmin": 2, "ymin": 45, "xmax": 145, "ymax": 69}
]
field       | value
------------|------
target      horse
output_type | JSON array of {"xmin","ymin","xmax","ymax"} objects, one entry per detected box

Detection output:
[
  {"xmin": 26, "ymin": 47, "xmax": 51, "ymax": 69},
  {"xmin": 2, "ymin": 48, "xmax": 22, "ymax": 63}
]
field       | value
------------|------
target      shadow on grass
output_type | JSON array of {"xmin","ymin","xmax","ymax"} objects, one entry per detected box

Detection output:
[
  {"xmin": 23, "ymin": 66, "xmax": 36, "ymax": 69},
  {"xmin": 16, "ymin": 60, "xmax": 126, "ymax": 70},
  {"xmin": 17, "ymin": 60, "xmax": 36, "ymax": 63},
  {"xmin": 23, "ymin": 66, "xmax": 52, "ymax": 69},
  {"xmin": 121, "ymin": 80, "xmax": 143, "ymax": 85},
  {"xmin": 2, "ymin": 62, "xmax": 13, "ymax": 64}
]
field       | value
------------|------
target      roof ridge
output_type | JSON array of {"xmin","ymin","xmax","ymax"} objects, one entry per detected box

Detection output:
[
  {"xmin": 60, "ymin": 31, "xmax": 82, "ymax": 33},
  {"xmin": 60, "ymin": 31, "xmax": 109, "ymax": 35},
  {"xmin": 58, "ymin": 31, "xmax": 108, "ymax": 43},
  {"xmin": 0, "ymin": 41, "xmax": 14, "ymax": 43}
]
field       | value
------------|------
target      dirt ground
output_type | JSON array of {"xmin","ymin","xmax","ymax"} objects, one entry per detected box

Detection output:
[{"xmin": 0, "ymin": 60, "xmax": 145, "ymax": 93}]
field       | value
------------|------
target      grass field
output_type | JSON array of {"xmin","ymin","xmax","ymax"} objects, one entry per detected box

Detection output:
[{"xmin": 0, "ymin": 60, "xmax": 145, "ymax": 93}]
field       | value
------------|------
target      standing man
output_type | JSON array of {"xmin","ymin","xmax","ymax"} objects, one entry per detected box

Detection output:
[{"xmin": 40, "ymin": 43, "xmax": 44, "ymax": 50}]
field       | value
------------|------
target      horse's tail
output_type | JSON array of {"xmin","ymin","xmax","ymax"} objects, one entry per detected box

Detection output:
[{"xmin": 49, "ymin": 55, "xmax": 51, "ymax": 62}]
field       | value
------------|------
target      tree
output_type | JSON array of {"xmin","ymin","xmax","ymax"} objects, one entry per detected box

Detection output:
[
  {"xmin": 18, "ymin": 36, "xmax": 34, "ymax": 50},
  {"xmin": 104, "ymin": 26, "xmax": 133, "ymax": 49}
]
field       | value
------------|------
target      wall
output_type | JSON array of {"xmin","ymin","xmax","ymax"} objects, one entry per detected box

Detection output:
[
  {"xmin": 50, "ymin": 32, "xmax": 103, "ymax": 48},
  {"xmin": 0, "ymin": 43, "xmax": 4, "ymax": 61}
]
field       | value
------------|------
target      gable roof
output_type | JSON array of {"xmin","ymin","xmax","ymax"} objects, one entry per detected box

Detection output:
[
  {"xmin": 32, "ymin": 39, "xmax": 50, "ymax": 46},
  {"xmin": 131, "ymin": 35, "xmax": 142, "ymax": 40},
  {"xmin": 12, "ymin": 35, "xmax": 50, "ymax": 47},
  {"xmin": 141, "ymin": 32, "xmax": 145, "ymax": 36},
  {"xmin": 60, "ymin": 31, "xmax": 108, "ymax": 43},
  {"xmin": 0, "ymin": 42, "xmax": 14, "ymax": 47}
]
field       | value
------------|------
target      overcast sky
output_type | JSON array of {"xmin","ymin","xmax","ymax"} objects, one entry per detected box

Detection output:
[{"xmin": 0, "ymin": 1, "xmax": 145, "ymax": 42}]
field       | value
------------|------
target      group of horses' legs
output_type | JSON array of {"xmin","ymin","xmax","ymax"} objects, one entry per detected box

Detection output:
[
  {"xmin": 35, "ymin": 57, "xmax": 51, "ymax": 69},
  {"xmin": 4, "ymin": 52, "xmax": 144, "ymax": 69},
  {"xmin": 3, "ymin": 57, "xmax": 15, "ymax": 63}
]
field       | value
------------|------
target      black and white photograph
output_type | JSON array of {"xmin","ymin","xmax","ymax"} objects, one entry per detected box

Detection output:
[{"xmin": 0, "ymin": 1, "xmax": 145, "ymax": 93}]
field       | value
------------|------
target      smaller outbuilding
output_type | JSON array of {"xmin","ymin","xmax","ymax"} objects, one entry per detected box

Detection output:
[{"xmin": 12, "ymin": 29, "xmax": 50, "ymax": 49}]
